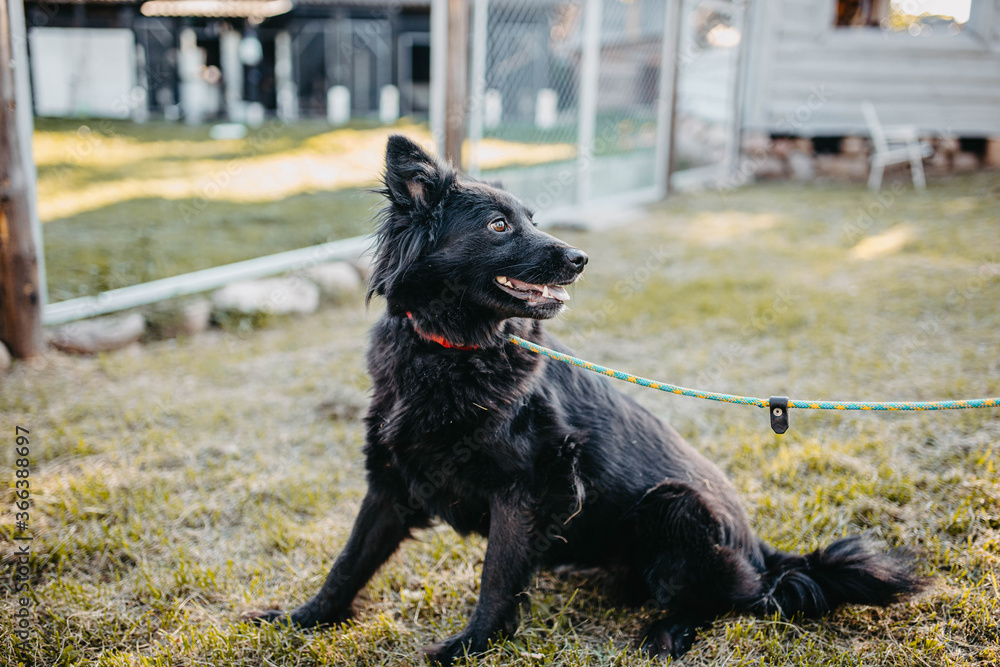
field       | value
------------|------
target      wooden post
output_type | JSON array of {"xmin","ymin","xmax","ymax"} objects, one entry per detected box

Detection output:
[
  {"xmin": 0, "ymin": 0, "xmax": 43, "ymax": 358},
  {"xmin": 444, "ymin": 0, "xmax": 468, "ymax": 168}
]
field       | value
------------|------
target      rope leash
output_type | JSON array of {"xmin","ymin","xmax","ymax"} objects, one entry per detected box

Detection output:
[{"xmin": 507, "ymin": 335, "xmax": 1000, "ymax": 434}]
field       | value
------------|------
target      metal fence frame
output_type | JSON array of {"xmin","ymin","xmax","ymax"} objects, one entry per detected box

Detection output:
[
  {"xmin": 37, "ymin": 0, "xmax": 744, "ymax": 327},
  {"xmin": 455, "ymin": 0, "xmax": 698, "ymax": 225}
]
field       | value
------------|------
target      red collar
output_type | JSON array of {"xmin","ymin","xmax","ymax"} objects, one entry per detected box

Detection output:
[{"xmin": 406, "ymin": 312, "xmax": 480, "ymax": 351}]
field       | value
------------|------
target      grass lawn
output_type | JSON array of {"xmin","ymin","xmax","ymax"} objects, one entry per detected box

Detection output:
[
  {"xmin": 35, "ymin": 118, "xmax": 399, "ymax": 301},
  {"xmin": 34, "ymin": 118, "xmax": 576, "ymax": 302},
  {"xmin": 2, "ymin": 171, "xmax": 999, "ymax": 666}
]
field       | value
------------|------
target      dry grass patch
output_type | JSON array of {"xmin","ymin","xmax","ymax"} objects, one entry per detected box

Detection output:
[{"xmin": 2, "ymin": 172, "xmax": 998, "ymax": 666}]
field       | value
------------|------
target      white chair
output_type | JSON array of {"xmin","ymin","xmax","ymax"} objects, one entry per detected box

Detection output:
[{"xmin": 862, "ymin": 101, "xmax": 933, "ymax": 191}]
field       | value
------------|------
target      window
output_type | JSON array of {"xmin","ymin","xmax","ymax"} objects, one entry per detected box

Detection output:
[
  {"xmin": 835, "ymin": 0, "xmax": 972, "ymax": 34},
  {"xmin": 836, "ymin": 0, "xmax": 890, "ymax": 27}
]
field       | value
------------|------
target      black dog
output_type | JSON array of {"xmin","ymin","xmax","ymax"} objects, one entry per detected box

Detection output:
[{"xmin": 252, "ymin": 135, "xmax": 925, "ymax": 662}]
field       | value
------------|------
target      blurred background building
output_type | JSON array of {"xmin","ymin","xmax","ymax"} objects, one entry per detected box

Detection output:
[
  {"xmin": 8, "ymin": 0, "xmax": 1000, "ymax": 325},
  {"xmin": 23, "ymin": 0, "xmax": 432, "ymax": 123},
  {"xmin": 21, "ymin": 0, "xmax": 1000, "ymax": 183},
  {"xmin": 739, "ymin": 0, "xmax": 1000, "ymax": 181}
]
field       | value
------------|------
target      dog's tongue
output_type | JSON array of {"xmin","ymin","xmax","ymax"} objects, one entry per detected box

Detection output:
[
  {"xmin": 506, "ymin": 277, "xmax": 570, "ymax": 302},
  {"xmin": 544, "ymin": 284, "xmax": 570, "ymax": 301}
]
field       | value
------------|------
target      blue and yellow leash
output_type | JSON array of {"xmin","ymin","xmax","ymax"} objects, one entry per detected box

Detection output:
[{"xmin": 507, "ymin": 335, "xmax": 1000, "ymax": 434}]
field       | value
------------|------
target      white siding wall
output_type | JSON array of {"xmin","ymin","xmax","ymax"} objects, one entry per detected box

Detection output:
[
  {"xmin": 29, "ymin": 28, "xmax": 138, "ymax": 119},
  {"xmin": 742, "ymin": 0, "xmax": 1000, "ymax": 136}
]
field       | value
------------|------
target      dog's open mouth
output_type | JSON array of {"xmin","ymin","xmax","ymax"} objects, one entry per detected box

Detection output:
[{"xmin": 495, "ymin": 276, "xmax": 571, "ymax": 306}]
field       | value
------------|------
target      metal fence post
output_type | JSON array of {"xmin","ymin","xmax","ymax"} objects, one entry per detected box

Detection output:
[
  {"xmin": 467, "ymin": 0, "xmax": 489, "ymax": 176},
  {"xmin": 444, "ymin": 0, "xmax": 469, "ymax": 167},
  {"xmin": 726, "ymin": 1, "xmax": 752, "ymax": 183},
  {"xmin": 576, "ymin": 0, "xmax": 602, "ymax": 205},
  {"xmin": 430, "ymin": 0, "xmax": 448, "ymax": 156},
  {"xmin": 654, "ymin": 0, "xmax": 682, "ymax": 196}
]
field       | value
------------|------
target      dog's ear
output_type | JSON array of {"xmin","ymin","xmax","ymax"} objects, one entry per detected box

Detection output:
[
  {"xmin": 369, "ymin": 136, "xmax": 454, "ymax": 304},
  {"xmin": 383, "ymin": 135, "xmax": 452, "ymax": 212}
]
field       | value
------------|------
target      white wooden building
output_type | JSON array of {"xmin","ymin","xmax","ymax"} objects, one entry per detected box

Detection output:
[{"xmin": 740, "ymin": 0, "xmax": 1000, "ymax": 138}]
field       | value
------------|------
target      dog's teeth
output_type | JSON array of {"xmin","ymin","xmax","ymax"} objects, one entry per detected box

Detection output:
[
  {"xmin": 542, "ymin": 285, "xmax": 550, "ymax": 298},
  {"xmin": 497, "ymin": 276, "xmax": 506, "ymax": 283},
  {"xmin": 505, "ymin": 279, "xmax": 514, "ymax": 287}
]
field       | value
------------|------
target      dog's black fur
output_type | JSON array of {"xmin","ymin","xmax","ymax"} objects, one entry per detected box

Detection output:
[{"xmin": 253, "ymin": 135, "xmax": 926, "ymax": 662}]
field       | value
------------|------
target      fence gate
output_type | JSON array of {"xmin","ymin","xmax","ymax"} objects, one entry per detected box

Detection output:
[
  {"xmin": 459, "ymin": 0, "xmax": 676, "ymax": 223},
  {"xmin": 39, "ymin": 0, "xmax": 750, "ymax": 327},
  {"xmin": 672, "ymin": 0, "xmax": 747, "ymax": 187}
]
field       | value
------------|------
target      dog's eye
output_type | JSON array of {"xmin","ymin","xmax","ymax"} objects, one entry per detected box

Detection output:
[{"xmin": 488, "ymin": 218, "xmax": 509, "ymax": 233}]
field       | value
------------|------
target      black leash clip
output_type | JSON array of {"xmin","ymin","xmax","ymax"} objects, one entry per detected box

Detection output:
[{"xmin": 769, "ymin": 396, "xmax": 789, "ymax": 434}]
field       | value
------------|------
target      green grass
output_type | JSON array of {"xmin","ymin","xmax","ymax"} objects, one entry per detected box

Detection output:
[
  {"xmin": 34, "ymin": 118, "xmax": 608, "ymax": 302},
  {"xmin": 42, "ymin": 188, "xmax": 382, "ymax": 300},
  {"xmin": 34, "ymin": 118, "xmax": 396, "ymax": 301},
  {"xmin": 2, "ymin": 172, "xmax": 999, "ymax": 666}
]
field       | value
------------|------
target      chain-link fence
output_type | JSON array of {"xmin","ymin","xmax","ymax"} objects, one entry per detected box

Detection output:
[
  {"xmin": 463, "ymin": 0, "xmax": 672, "ymax": 220},
  {"xmin": 460, "ymin": 0, "xmax": 746, "ymax": 217},
  {"xmin": 673, "ymin": 0, "xmax": 746, "ymax": 177},
  {"xmin": 35, "ymin": 0, "xmax": 749, "ymax": 326}
]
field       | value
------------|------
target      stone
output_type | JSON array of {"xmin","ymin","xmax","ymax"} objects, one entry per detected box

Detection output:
[
  {"xmin": 181, "ymin": 298, "xmax": 213, "ymax": 335},
  {"xmin": 984, "ymin": 138, "xmax": 1000, "ymax": 168},
  {"xmin": 302, "ymin": 262, "xmax": 362, "ymax": 300},
  {"xmin": 952, "ymin": 152, "xmax": 980, "ymax": 172},
  {"xmin": 741, "ymin": 132, "xmax": 770, "ymax": 155},
  {"xmin": 673, "ymin": 131, "xmax": 707, "ymax": 166},
  {"xmin": 50, "ymin": 313, "xmax": 146, "ymax": 354},
  {"xmin": 212, "ymin": 277, "xmax": 320, "ymax": 316},
  {"xmin": 840, "ymin": 136, "xmax": 868, "ymax": 156},
  {"xmin": 353, "ymin": 253, "xmax": 375, "ymax": 281},
  {"xmin": 815, "ymin": 155, "xmax": 870, "ymax": 181},
  {"xmin": 770, "ymin": 138, "xmax": 795, "ymax": 158},
  {"xmin": 0, "ymin": 341, "xmax": 11, "ymax": 371},
  {"xmin": 754, "ymin": 155, "xmax": 787, "ymax": 180},
  {"xmin": 787, "ymin": 150, "xmax": 816, "ymax": 181},
  {"xmin": 145, "ymin": 298, "xmax": 213, "ymax": 339},
  {"xmin": 927, "ymin": 151, "xmax": 950, "ymax": 172},
  {"xmin": 936, "ymin": 136, "xmax": 960, "ymax": 154}
]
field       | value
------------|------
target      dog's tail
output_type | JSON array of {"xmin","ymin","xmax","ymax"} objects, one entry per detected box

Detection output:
[{"xmin": 748, "ymin": 536, "xmax": 927, "ymax": 618}]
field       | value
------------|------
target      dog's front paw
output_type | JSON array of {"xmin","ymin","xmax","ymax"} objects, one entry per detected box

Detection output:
[
  {"xmin": 636, "ymin": 616, "xmax": 700, "ymax": 659},
  {"xmin": 241, "ymin": 608, "xmax": 291, "ymax": 625},
  {"xmin": 242, "ymin": 600, "xmax": 351, "ymax": 630},
  {"xmin": 423, "ymin": 633, "xmax": 482, "ymax": 666}
]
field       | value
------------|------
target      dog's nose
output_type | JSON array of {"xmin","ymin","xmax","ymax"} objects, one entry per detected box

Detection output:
[{"xmin": 565, "ymin": 248, "xmax": 588, "ymax": 271}]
